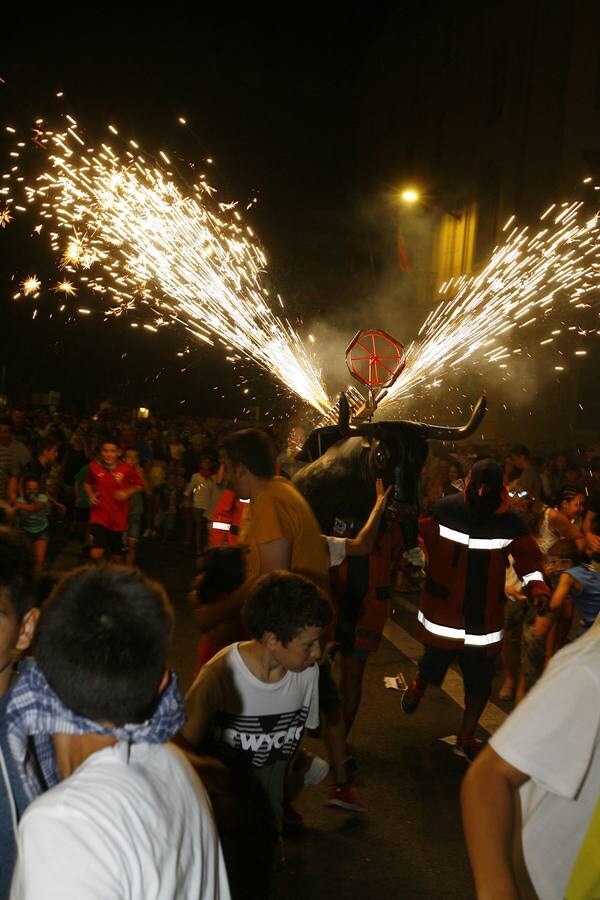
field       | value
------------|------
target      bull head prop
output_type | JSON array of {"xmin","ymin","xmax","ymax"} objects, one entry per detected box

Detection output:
[{"xmin": 293, "ymin": 393, "xmax": 486, "ymax": 535}]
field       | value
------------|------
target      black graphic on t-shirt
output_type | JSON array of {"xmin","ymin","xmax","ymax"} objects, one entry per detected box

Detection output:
[{"xmin": 212, "ymin": 706, "xmax": 310, "ymax": 767}]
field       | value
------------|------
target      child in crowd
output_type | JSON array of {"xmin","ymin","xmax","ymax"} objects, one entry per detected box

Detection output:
[
  {"xmin": 145, "ymin": 457, "xmax": 168, "ymax": 537},
  {"xmin": 0, "ymin": 528, "xmax": 38, "ymax": 900},
  {"xmin": 8, "ymin": 564, "xmax": 230, "ymax": 899},
  {"xmin": 124, "ymin": 449, "xmax": 149, "ymax": 565},
  {"xmin": 535, "ymin": 539, "xmax": 600, "ymax": 640},
  {"xmin": 15, "ymin": 478, "xmax": 49, "ymax": 574},
  {"xmin": 190, "ymin": 546, "xmax": 247, "ymax": 672},
  {"xmin": 84, "ymin": 439, "xmax": 145, "ymax": 563},
  {"xmin": 184, "ymin": 455, "xmax": 218, "ymax": 558},
  {"xmin": 179, "ymin": 571, "xmax": 331, "ymax": 896}
]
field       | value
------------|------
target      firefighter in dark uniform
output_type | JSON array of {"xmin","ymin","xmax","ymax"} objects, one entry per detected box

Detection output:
[{"xmin": 402, "ymin": 459, "xmax": 549, "ymax": 761}]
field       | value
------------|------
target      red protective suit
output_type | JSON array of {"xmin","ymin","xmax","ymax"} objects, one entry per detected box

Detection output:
[
  {"xmin": 417, "ymin": 488, "xmax": 549, "ymax": 654},
  {"xmin": 208, "ymin": 487, "xmax": 248, "ymax": 547}
]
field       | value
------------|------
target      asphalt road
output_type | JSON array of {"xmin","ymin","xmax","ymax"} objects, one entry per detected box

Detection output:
[{"xmin": 51, "ymin": 535, "xmax": 508, "ymax": 899}]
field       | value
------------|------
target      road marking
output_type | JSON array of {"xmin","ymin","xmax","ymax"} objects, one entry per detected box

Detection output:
[{"xmin": 383, "ymin": 618, "xmax": 507, "ymax": 736}]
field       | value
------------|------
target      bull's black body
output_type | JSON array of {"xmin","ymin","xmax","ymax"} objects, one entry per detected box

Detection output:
[{"xmin": 293, "ymin": 395, "xmax": 487, "ymax": 534}]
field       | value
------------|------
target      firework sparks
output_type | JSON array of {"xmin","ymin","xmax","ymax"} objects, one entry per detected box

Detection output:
[
  {"xmin": 379, "ymin": 201, "xmax": 600, "ymax": 412},
  {"xmin": 6, "ymin": 119, "xmax": 329, "ymax": 413},
  {"xmin": 52, "ymin": 279, "xmax": 77, "ymax": 296},
  {"xmin": 0, "ymin": 208, "xmax": 13, "ymax": 228},
  {"xmin": 21, "ymin": 275, "xmax": 41, "ymax": 296}
]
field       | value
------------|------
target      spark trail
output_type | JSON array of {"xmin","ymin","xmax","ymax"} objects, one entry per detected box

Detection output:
[
  {"xmin": 2, "ymin": 119, "xmax": 329, "ymax": 413},
  {"xmin": 379, "ymin": 200, "xmax": 600, "ymax": 413}
]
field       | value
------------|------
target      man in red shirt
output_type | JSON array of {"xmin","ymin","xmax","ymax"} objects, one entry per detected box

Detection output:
[{"xmin": 85, "ymin": 439, "xmax": 145, "ymax": 562}]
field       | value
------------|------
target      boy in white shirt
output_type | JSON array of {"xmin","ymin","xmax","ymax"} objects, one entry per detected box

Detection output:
[
  {"xmin": 8, "ymin": 564, "xmax": 230, "ymax": 900},
  {"xmin": 180, "ymin": 571, "xmax": 331, "ymax": 894}
]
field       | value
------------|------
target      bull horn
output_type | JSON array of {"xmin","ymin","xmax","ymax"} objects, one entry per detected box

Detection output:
[
  {"xmin": 418, "ymin": 394, "xmax": 487, "ymax": 441},
  {"xmin": 338, "ymin": 392, "xmax": 356, "ymax": 437}
]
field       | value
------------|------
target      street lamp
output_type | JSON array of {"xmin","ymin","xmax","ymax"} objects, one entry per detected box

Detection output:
[
  {"xmin": 400, "ymin": 187, "xmax": 420, "ymax": 204},
  {"xmin": 398, "ymin": 185, "xmax": 462, "ymax": 220}
]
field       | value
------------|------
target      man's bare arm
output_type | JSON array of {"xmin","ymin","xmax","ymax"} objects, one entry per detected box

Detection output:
[
  {"xmin": 258, "ymin": 537, "xmax": 292, "ymax": 572},
  {"xmin": 548, "ymin": 508, "xmax": 585, "ymax": 552},
  {"xmin": 461, "ymin": 746, "xmax": 529, "ymax": 900},
  {"xmin": 83, "ymin": 481, "xmax": 98, "ymax": 505},
  {"xmin": 582, "ymin": 510, "xmax": 600, "ymax": 554},
  {"xmin": 346, "ymin": 480, "xmax": 392, "ymax": 556}
]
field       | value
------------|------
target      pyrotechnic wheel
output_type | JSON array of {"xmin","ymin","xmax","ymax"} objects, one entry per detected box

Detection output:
[{"xmin": 345, "ymin": 329, "xmax": 405, "ymax": 389}]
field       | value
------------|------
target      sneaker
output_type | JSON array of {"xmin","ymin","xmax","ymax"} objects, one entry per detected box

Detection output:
[
  {"xmin": 454, "ymin": 737, "xmax": 484, "ymax": 763},
  {"xmin": 401, "ymin": 673, "xmax": 426, "ymax": 714},
  {"xmin": 326, "ymin": 783, "xmax": 367, "ymax": 813},
  {"xmin": 303, "ymin": 754, "xmax": 330, "ymax": 786}
]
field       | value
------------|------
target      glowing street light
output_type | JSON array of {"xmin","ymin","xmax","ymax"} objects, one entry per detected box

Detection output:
[
  {"xmin": 398, "ymin": 185, "xmax": 462, "ymax": 220},
  {"xmin": 400, "ymin": 187, "xmax": 420, "ymax": 204}
]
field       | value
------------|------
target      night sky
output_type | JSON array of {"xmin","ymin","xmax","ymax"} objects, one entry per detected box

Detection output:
[
  {"xmin": 2, "ymin": 5, "xmax": 597, "ymax": 436},
  {"xmin": 1, "ymin": 8, "xmax": 401, "ymax": 415}
]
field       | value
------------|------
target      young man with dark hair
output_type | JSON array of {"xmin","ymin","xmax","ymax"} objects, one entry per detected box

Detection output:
[
  {"xmin": 21, "ymin": 439, "xmax": 58, "ymax": 496},
  {"xmin": 20, "ymin": 438, "xmax": 64, "ymax": 521},
  {"xmin": 8, "ymin": 564, "xmax": 229, "ymax": 899},
  {"xmin": 194, "ymin": 429, "xmax": 330, "ymax": 633},
  {"xmin": 222, "ymin": 429, "xmax": 277, "ymax": 480},
  {"xmin": 85, "ymin": 439, "xmax": 145, "ymax": 562},
  {"xmin": 0, "ymin": 527, "xmax": 38, "ymax": 900}
]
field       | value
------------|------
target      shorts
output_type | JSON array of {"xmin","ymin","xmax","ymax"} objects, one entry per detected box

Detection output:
[
  {"xmin": 89, "ymin": 524, "xmax": 128, "ymax": 556},
  {"xmin": 25, "ymin": 529, "xmax": 49, "ymax": 543},
  {"xmin": 419, "ymin": 644, "xmax": 497, "ymax": 699},
  {"xmin": 128, "ymin": 513, "xmax": 143, "ymax": 542}
]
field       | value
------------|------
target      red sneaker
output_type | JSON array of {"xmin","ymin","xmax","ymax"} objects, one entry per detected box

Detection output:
[
  {"xmin": 401, "ymin": 673, "xmax": 426, "ymax": 714},
  {"xmin": 326, "ymin": 783, "xmax": 367, "ymax": 813}
]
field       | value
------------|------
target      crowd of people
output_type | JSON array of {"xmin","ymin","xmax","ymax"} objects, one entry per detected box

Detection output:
[{"xmin": 0, "ymin": 401, "xmax": 599, "ymax": 898}]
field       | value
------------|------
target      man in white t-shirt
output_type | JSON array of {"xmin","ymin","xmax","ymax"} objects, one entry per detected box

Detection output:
[
  {"xmin": 8, "ymin": 565, "xmax": 230, "ymax": 900},
  {"xmin": 461, "ymin": 616, "xmax": 600, "ymax": 900}
]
